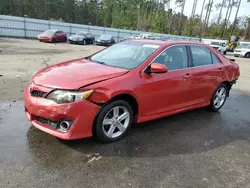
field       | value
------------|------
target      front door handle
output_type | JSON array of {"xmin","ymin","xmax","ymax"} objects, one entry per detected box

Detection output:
[
  {"xmin": 184, "ymin": 73, "xmax": 192, "ymax": 79},
  {"xmin": 217, "ymin": 68, "xmax": 222, "ymax": 72}
]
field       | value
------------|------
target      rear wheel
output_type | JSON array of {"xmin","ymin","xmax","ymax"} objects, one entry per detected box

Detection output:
[
  {"xmin": 209, "ymin": 83, "xmax": 228, "ymax": 112},
  {"xmin": 94, "ymin": 100, "xmax": 133, "ymax": 142},
  {"xmin": 63, "ymin": 36, "xmax": 67, "ymax": 42},
  {"xmin": 245, "ymin": 52, "xmax": 250, "ymax": 58}
]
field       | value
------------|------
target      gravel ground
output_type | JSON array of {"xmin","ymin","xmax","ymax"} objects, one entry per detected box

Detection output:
[
  {"xmin": 0, "ymin": 38, "xmax": 104, "ymax": 100},
  {"xmin": 1, "ymin": 38, "xmax": 250, "ymax": 188}
]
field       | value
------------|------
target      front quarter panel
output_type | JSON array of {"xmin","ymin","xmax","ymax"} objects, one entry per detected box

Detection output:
[{"xmin": 83, "ymin": 71, "xmax": 140, "ymax": 104}]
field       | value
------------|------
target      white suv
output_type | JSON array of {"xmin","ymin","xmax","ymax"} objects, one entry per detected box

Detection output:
[{"xmin": 234, "ymin": 43, "xmax": 250, "ymax": 58}]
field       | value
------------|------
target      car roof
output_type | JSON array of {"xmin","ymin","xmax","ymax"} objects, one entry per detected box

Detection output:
[{"xmin": 129, "ymin": 39, "xmax": 206, "ymax": 46}]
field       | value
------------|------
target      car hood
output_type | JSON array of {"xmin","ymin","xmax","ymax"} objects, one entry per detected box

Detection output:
[
  {"xmin": 235, "ymin": 48, "xmax": 249, "ymax": 51},
  {"xmin": 70, "ymin": 35, "xmax": 84, "ymax": 38},
  {"xmin": 33, "ymin": 58, "xmax": 129, "ymax": 89},
  {"xmin": 38, "ymin": 34, "xmax": 52, "ymax": 38}
]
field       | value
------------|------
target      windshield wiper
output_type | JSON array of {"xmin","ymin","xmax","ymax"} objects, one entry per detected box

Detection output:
[
  {"xmin": 86, "ymin": 57, "xmax": 106, "ymax": 65},
  {"xmin": 92, "ymin": 60, "xmax": 106, "ymax": 65}
]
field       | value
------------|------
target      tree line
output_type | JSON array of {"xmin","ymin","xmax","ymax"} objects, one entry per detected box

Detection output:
[{"xmin": 1, "ymin": 0, "xmax": 250, "ymax": 40}]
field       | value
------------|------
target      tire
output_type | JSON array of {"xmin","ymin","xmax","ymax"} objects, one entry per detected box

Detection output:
[
  {"xmin": 82, "ymin": 39, "xmax": 86, "ymax": 45},
  {"xmin": 94, "ymin": 100, "xmax": 134, "ymax": 142},
  {"xmin": 52, "ymin": 38, "xmax": 56, "ymax": 43},
  {"xmin": 244, "ymin": 52, "xmax": 250, "ymax": 58},
  {"xmin": 63, "ymin": 36, "xmax": 67, "ymax": 42},
  {"xmin": 208, "ymin": 83, "xmax": 229, "ymax": 112},
  {"xmin": 223, "ymin": 51, "xmax": 227, "ymax": 55}
]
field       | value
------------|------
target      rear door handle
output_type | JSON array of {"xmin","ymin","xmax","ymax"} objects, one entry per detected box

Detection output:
[
  {"xmin": 217, "ymin": 68, "xmax": 222, "ymax": 72},
  {"xmin": 184, "ymin": 73, "xmax": 192, "ymax": 78}
]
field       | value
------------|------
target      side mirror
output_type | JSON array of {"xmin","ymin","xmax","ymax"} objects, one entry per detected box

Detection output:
[{"xmin": 148, "ymin": 62, "xmax": 168, "ymax": 74}]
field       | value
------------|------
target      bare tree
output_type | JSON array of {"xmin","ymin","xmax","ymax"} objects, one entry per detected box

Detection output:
[
  {"xmin": 203, "ymin": 0, "xmax": 211, "ymax": 34},
  {"xmin": 189, "ymin": 0, "xmax": 198, "ymax": 36},
  {"xmin": 230, "ymin": 0, "xmax": 241, "ymax": 35},
  {"xmin": 177, "ymin": 0, "xmax": 186, "ymax": 35},
  {"xmin": 217, "ymin": 0, "xmax": 226, "ymax": 24},
  {"xmin": 205, "ymin": 0, "xmax": 214, "ymax": 32},
  {"xmin": 221, "ymin": 0, "xmax": 231, "ymax": 38},
  {"xmin": 199, "ymin": 0, "xmax": 206, "ymax": 38}
]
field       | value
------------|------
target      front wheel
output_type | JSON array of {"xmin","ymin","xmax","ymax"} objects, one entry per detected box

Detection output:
[
  {"xmin": 94, "ymin": 100, "xmax": 133, "ymax": 142},
  {"xmin": 209, "ymin": 83, "xmax": 228, "ymax": 112},
  {"xmin": 52, "ymin": 38, "xmax": 56, "ymax": 43},
  {"xmin": 245, "ymin": 52, "xmax": 250, "ymax": 58}
]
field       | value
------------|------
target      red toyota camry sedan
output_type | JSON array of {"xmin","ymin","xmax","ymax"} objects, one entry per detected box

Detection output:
[
  {"xmin": 38, "ymin": 30, "xmax": 67, "ymax": 43},
  {"xmin": 24, "ymin": 40, "xmax": 240, "ymax": 142}
]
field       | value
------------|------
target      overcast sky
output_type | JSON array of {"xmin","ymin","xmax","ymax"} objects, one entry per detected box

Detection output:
[{"xmin": 169, "ymin": 0, "xmax": 250, "ymax": 22}]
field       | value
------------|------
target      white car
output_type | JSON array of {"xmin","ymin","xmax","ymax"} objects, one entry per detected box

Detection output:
[
  {"xmin": 209, "ymin": 41, "xmax": 227, "ymax": 55},
  {"xmin": 234, "ymin": 44, "xmax": 250, "ymax": 58},
  {"xmin": 135, "ymin": 34, "xmax": 153, "ymax": 39}
]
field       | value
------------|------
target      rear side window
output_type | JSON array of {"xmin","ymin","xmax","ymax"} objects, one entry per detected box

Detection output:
[
  {"xmin": 211, "ymin": 53, "xmax": 221, "ymax": 64},
  {"xmin": 190, "ymin": 46, "xmax": 212, "ymax": 67},
  {"xmin": 154, "ymin": 45, "xmax": 188, "ymax": 71}
]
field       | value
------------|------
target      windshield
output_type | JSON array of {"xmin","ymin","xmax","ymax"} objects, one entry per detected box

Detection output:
[
  {"xmin": 43, "ymin": 30, "xmax": 55, "ymax": 36},
  {"xmin": 100, "ymin": 35, "xmax": 111, "ymax": 40},
  {"xmin": 238, "ymin": 44, "xmax": 250, "ymax": 49},
  {"xmin": 90, "ymin": 41, "xmax": 160, "ymax": 69},
  {"xmin": 76, "ymin": 32, "xmax": 87, "ymax": 36}
]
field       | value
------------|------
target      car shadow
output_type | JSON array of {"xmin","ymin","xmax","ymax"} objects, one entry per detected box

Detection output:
[{"xmin": 26, "ymin": 90, "xmax": 250, "ymax": 159}]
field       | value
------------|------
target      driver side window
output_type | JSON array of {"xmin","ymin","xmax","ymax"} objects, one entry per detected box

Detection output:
[{"xmin": 154, "ymin": 45, "xmax": 188, "ymax": 71}]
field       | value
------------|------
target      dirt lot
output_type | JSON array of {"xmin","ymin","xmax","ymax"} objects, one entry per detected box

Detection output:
[
  {"xmin": 1, "ymin": 38, "xmax": 250, "ymax": 188},
  {"xmin": 0, "ymin": 38, "xmax": 105, "ymax": 100}
]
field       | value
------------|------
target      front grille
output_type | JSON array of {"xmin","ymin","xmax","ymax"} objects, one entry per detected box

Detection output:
[
  {"xmin": 31, "ymin": 90, "xmax": 47, "ymax": 97},
  {"xmin": 36, "ymin": 117, "xmax": 58, "ymax": 129}
]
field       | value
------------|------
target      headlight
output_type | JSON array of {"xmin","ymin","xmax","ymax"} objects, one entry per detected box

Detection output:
[
  {"xmin": 97, "ymin": 39, "xmax": 101, "ymax": 42},
  {"xmin": 69, "ymin": 36, "xmax": 72, "ymax": 40},
  {"xmin": 46, "ymin": 90, "xmax": 93, "ymax": 104}
]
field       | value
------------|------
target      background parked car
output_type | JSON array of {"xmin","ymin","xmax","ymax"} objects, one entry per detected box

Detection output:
[
  {"xmin": 68, "ymin": 32, "xmax": 95, "ymax": 45},
  {"xmin": 96, "ymin": 34, "xmax": 115, "ymax": 46},
  {"xmin": 209, "ymin": 41, "xmax": 227, "ymax": 55},
  {"xmin": 119, "ymin": 36, "xmax": 135, "ymax": 42},
  {"xmin": 135, "ymin": 33, "xmax": 153, "ymax": 39},
  {"xmin": 37, "ymin": 30, "xmax": 67, "ymax": 43},
  {"xmin": 234, "ymin": 43, "xmax": 250, "ymax": 58}
]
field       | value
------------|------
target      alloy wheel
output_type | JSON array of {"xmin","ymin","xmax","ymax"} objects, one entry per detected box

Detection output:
[
  {"xmin": 213, "ymin": 87, "xmax": 227, "ymax": 109},
  {"xmin": 102, "ymin": 106, "xmax": 130, "ymax": 139}
]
